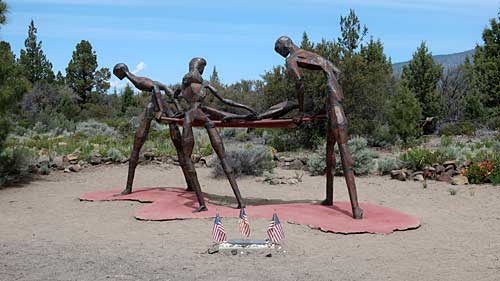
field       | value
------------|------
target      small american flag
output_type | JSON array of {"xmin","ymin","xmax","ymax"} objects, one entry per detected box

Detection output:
[
  {"xmin": 212, "ymin": 213, "xmax": 227, "ymax": 243},
  {"xmin": 267, "ymin": 213, "xmax": 285, "ymax": 243},
  {"xmin": 238, "ymin": 208, "xmax": 251, "ymax": 237}
]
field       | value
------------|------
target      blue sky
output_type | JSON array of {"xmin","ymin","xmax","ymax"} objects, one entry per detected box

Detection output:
[{"xmin": 1, "ymin": 0, "xmax": 499, "ymax": 89}]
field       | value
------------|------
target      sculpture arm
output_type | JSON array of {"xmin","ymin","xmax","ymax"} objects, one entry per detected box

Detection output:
[
  {"xmin": 205, "ymin": 84, "xmax": 257, "ymax": 114},
  {"xmin": 286, "ymin": 58, "xmax": 305, "ymax": 113}
]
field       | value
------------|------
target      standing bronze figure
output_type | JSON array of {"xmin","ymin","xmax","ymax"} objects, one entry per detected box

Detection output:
[
  {"xmin": 274, "ymin": 36, "xmax": 363, "ymax": 219},
  {"xmin": 112, "ymin": 63, "xmax": 197, "ymax": 195},
  {"xmin": 176, "ymin": 57, "xmax": 256, "ymax": 211}
]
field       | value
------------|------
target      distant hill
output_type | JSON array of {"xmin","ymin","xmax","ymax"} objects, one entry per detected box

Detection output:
[{"xmin": 392, "ymin": 49, "xmax": 475, "ymax": 77}]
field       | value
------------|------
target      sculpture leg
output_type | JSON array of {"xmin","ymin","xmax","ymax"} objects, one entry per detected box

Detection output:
[
  {"xmin": 322, "ymin": 115, "xmax": 336, "ymax": 206},
  {"xmin": 181, "ymin": 111, "xmax": 207, "ymax": 212},
  {"xmin": 169, "ymin": 124, "xmax": 195, "ymax": 191},
  {"xmin": 119, "ymin": 103, "xmax": 154, "ymax": 195},
  {"xmin": 204, "ymin": 120, "xmax": 245, "ymax": 209},
  {"xmin": 331, "ymin": 102, "xmax": 363, "ymax": 219}
]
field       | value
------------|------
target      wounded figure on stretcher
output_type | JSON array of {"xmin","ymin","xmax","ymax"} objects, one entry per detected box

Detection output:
[{"xmin": 112, "ymin": 58, "xmax": 296, "ymax": 212}]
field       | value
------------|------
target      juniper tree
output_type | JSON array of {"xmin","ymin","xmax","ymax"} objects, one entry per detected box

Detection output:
[
  {"xmin": 401, "ymin": 41, "xmax": 443, "ymax": 119},
  {"xmin": 65, "ymin": 40, "xmax": 98, "ymax": 104}
]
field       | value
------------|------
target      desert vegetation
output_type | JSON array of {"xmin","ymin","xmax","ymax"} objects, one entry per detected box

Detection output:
[{"xmin": 0, "ymin": 3, "xmax": 498, "ymax": 187}]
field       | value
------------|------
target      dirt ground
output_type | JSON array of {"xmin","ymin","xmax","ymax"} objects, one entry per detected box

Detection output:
[{"xmin": 1, "ymin": 164, "xmax": 499, "ymax": 281}]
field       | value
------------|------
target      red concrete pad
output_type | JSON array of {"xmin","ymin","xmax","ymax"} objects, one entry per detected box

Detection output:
[{"xmin": 80, "ymin": 187, "xmax": 420, "ymax": 234}]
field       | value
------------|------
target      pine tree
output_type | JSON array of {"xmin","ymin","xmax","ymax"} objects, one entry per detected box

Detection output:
[
  {"xmin": 472, "ymin": 11, "xmax": 500, "ymax": 108},
  {"xmin": 401, "ymin": 41, "xmax": 443, "ymax": 118},
  {"xmin": 120, "ymin": 84, "xmax": 135, "ymax": 114},
  {"xmin": 300, "ymin": 31, "xmax": 314, "ymax": 50},
  {"xmin": 0, "ymin": 1, "xmax": 7, "ymax": 26},
  {"xmin": 338, "ymin": 9, "xmax": 368, "ymax": 56},
  {"xmin": 388, "ymin": 84, "xmax": 423, "ymax": 143},
  {"xmin": 19, "ymin": 20, "xmax": 54, "ymax": 83},
  {"xmin": 65, "ymin": 40, "xmax": 98, "ymax": 104},
  {"xmin": 95, "ymin": 67, "xmax": 111, "ymax": 95},
  {"xmin": 209, "ymin": 66, "xmax": 221, "ymax": 86}
]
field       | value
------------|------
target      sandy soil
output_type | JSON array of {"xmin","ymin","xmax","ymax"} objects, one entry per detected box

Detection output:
[{"xmin": 1, "ymin": 164, "xmax": 500, "ymax": 281}]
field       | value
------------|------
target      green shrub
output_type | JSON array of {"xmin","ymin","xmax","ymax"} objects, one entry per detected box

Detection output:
[
  {"xmin": 235, "ymin": 130, "xmax": 250, "ymax": 142},
  {"xmin": 490, "ymin": 161, "xmax": 500, "ymax": 185},
  {"xmin": 0, "ymin": 147, "xmax": 36, "ymax": 187},
  {"xmin": 307, "ymin": 153, "xmax": 325, "ymax": 176},
  {"xmin": 76, "ymin": 120, "xmax": 118, "ymax": 138},
  {"xmin": 372, "ymin": 124, "xmax": 396, "ymax": 147},
  {"xmin": 400, "ymin": 148, "xmax": 436, "ymax": 171},
  {"xmin": 440, "ymin": 121, "xmax": 476, "ymax": 136},
  {"xmin": 106, "ymin": 147, "xmax": 125, "ymax": 162},
  {"xmin": 377, "ymin": 157, "xmax": 405, "ymax": 175},
  {"xmin": 307, "ymin": 137, "xmax": 378, "ymax": 176},
  {"xmin": 210, "ymin": 145, "xmax": 274, "ymax": 178},
  {"xmin": 387, "ymin": 84, "xmax": 423, "ymax": 144},
  {"xmin": 465, "ymin": 161, "xmax": 493, "ymax": 184}
]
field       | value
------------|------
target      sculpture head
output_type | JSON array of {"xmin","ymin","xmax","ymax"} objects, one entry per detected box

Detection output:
[
  {"xmin": 189, "ymin": 57, "xmax": 207, "ymax": 75},
  {"xmin": 275, "ymin": 36, "xmax": 295, "ymax": 58},
  {"xmin": 113, "ymin": 63, "xmax": 129, "ymax": 80}
]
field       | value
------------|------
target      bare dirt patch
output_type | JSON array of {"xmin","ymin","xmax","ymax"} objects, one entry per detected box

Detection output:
[{"xmin": 1, "ymin": 164, "xmax": 499, "ymax": 280}]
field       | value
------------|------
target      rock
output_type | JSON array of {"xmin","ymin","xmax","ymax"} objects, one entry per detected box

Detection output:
[
  {"xmin": 255, "ymin": 177, "xmax": 265, "ymax": 183},
  {"xmin": 423, "ymin": 166, "xmax": 436, "ymax": 180},
  {"xmin": 414, "ymin": 174, "xmax": 425, "ymax": 182},
  {"xmin": 64, "ymin": 168, "xmax": 71, "ymax": 173},
  {"xmin": 451, "ymin": 175, "xmax": 469, "ymax": 185},
  {"xmin": 143, "ymin": 151, "xmax": 155, "ymax": 160},
  {"xmin": 192, "ymin": 154, "xmax": 201, "ymax": 164},
  {"xmin": 269, "ymin": 179, "xmax": 281, "ymax": 185},
  {"xmin": 89, "ymin": 155, "xmax": 102, "ymax": 165},
  {"xmin": 445, "ymin": 168, "xmax": 456, "ymax": 177},
  {"xmin": 390, "ymin": 170, "xmax": 407, "ymax": 181},
  {"xmin": 283, "ymin": 157, "xmax": 295, "ymax": 162},
  {"xmin": 68, "ymin": 164, "xmax": 82, "ymax": 172},
  {"xmin": 66, "ymin": 151, "xmax": 79, "ymax": 161},
  {"xmin": 51, "ymin": 156, "xmax": 65, "ymax": 170},
  {"xmin": 443, "ymin": 160, "xmax": 457, "ymax": 169},
  {"xmin": 437, "ymin": 173, "xmax": 451, "ymax": 182},
  {"xmin": 287, "ymin": 178, "xmax": 299, "ymax": 185},
  {"xmin": 289, "ymin": 159, "xmax": 305, "ymax": 170},
  {"xmin": 28, "ymin": 164, "xmax": 39, "ymax": 174},
  {"xmin": 411, "ymin": 171, "xmax": 423, "ymax": 180},
  {"xmin": 435, "ymin": 165, "xmax": 446, "ymax": 175}
]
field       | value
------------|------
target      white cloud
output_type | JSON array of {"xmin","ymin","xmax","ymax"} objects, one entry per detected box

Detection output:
[
  {"xmin": 109, "ymin": 61, "xmax": 146, "ymax": 92},
  {"xmin": 132, "ymin": 61, "xmax": 146, "ymax": 75}
]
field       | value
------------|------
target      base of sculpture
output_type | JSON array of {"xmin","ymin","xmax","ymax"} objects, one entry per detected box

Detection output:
[{"xmin": 80, "ymin": 187, "xmax": 420, "ymax": 235}]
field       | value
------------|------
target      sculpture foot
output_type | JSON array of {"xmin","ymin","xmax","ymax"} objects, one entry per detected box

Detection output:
[
  {"xmin": 185, "ymin": 187, "xmax": 194, "ymax": 192},
  {"xmin": 113, "ymin": 189, "xmax": 132, "ymax": 197},
  {"xmin": 193, "ymin": 205, "xmax": 208, "ymax": 212},
  {"xmin": 352, "ymin": 207, "xmax": 363, "ymax": 219},
  {"xmin": 321, "ymin": 199, "xmax": 333, "ymax": 206},
  {"xmin": 237, "ymin": 203, "xmax": 246, "ymax": 209}
]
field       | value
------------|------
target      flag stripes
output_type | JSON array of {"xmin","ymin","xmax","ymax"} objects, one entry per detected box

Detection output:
[
  {"xmin": 238, "ymin": 208, "xmax": 251, "ymax": 237},
  {"xmin": 267, "ymin": 213, "xmax": 285, "ymax": 243},
  {"xmin": 212, "ymin": 213, "xmax": 227, "ymax": 243}
]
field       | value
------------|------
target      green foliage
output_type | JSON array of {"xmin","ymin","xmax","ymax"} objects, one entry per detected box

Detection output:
[
  {"xmin": 472, "ymin": 12, "xmax": 500, "ymax": 108},
  {"xmin": 490, "ymin": 161, "xmax": 500, "ymax": 185},
  {"xmin": 387, "ymin": 84, "xmax": 423, "ymax": 144},
  {"xmin": 465, "ymin": 162, "xmax": 491, "ymax": 184},
  {"xmin": 401, "ymin": 41, "xmax": 443, "ymax": 119},
  {"xmin": 19, "ymin": 20, "xmax": 54, "ymax": 83},
  {"xmin": 0, "ymin": 41, "xmax": 30, "ymax": 154},
  {"xmin": 400, "ymin": 148, "xmax": 436, "ymax": 171},
  {"xmin": 266, "ymin": 126, "xmax": 322, "ymax": 151},
  {"xmin": 377, "ymin": 157, "xmax": 404, "ymax": 175},
  {"xmin": 307, "ymin": 153, "xmax": 326, "ymax": 176},
  {"xmin": 210, "ymin": 145, "xmax": 274, "ymax": 178},
  {"xmin": 120, "ymin": 84, "xmax": 136, "ymax": 114},
  {"xmin": 307, "ymin": 137, "xmax": 377, "ymax": 176},
  {"xmin": 0, "ymin": 1, "xmax": 7, "ymax": 26},
  {"xmin": 0, "ymin": 147, "xmax": 36, "ymax": 187},
  {"xmin": 65, "ymin": 40, "xmax": 101, "ymax": 104},
  {"xmin": 439, "ymin": 121, "xmax": 476, "ymax": 136}
]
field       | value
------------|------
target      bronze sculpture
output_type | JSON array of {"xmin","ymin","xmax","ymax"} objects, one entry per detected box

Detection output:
[
  {"xmin": 176, "ymin": 57, "xmax": 256, "ymax": 211},
  {"xmin": 113, "ymin": 63, "xmax": 197, "ymax": 195},
  {"xmin": 112, "ymin": 38, "xmax": 363, "ymax": 219},
  {"xmin": 274, "ymin": 36, "xmax": 363, "ymax": 219}
]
